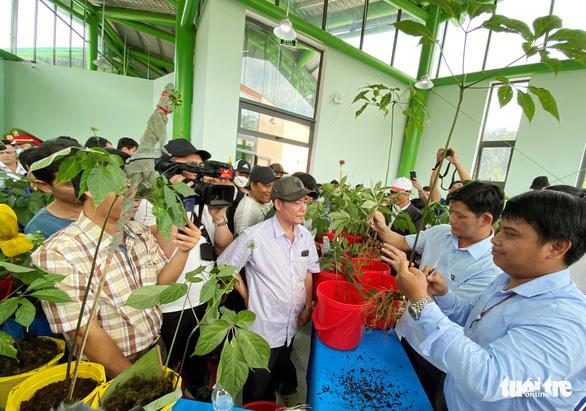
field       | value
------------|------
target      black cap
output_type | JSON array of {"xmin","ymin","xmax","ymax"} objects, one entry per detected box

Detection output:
[
  {"xmin": 270, "ymin": 163, "xmax": 287, "ymax": 175},
  {"xmin": 249, "ymin": 166, "xmax": 277, "ymax": 184},
  {"xmin": 234, "ymin": 159, "xmax": 252, "ymax": 174},
  {"xmin": 271, "ymin": 176, "xmax": 315, "ymax": 201},
  {"xmin": 530, "ymin": 176, "xmax": 549, "ymax": 190},
  {"xmin": 164, "ymin": 139, "xmax": 211, "ymax": 161}
]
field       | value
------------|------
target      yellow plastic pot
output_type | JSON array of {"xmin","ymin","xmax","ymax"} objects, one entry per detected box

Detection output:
[
  {"xmin": 92, "ymin": 368, "xmax": 182, "ymax": 411},
  {"xmin": 5, "ymin": 361, "xmax": 106, "ymax": 411},
  {"xmin": 0, "ymin": 337, "xmax": 66, "ymax": 408}
]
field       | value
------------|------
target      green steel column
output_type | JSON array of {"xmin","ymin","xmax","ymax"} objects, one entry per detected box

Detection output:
[
  {"xmin": 173, "ymin": 0, "xmax": 195, "ymax": 140},
  {"xmin": 87, "ymin": 17, "xmax": 99, "ymax": 71},
  {"xmin": 397, "ymin": 6, "xmax": 440, "ymax": 177}
]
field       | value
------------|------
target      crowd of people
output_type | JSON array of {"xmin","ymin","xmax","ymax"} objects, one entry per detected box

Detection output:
[{"xmin": 1, "ymin": 130, "xmax": 585, "ymax": 410}]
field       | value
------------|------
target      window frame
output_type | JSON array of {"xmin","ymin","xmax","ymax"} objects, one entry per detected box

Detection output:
[{"xmin": 577, "ymin": 147, "xmax": 586, "ymax": 188}]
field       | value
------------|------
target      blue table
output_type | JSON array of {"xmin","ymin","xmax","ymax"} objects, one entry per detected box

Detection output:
[
  {"xmin": 172, "ymin": 399, "xmax": 247, "ymax": 410},
  {"xmin": 307, "ymin": 329, "xmax": 433, "ymax": 411}
]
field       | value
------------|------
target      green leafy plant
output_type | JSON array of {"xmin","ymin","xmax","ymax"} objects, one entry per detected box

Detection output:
[{"xmin": 0, "ymin": 170, "xmax": 50, "ymax": 227}]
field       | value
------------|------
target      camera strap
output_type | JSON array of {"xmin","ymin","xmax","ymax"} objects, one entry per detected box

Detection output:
[
  {"xmin": 432, "ymin": 161, "xmax": 457, "ymax": 191},
  {"xmin": 192, "ymin": 202, "xmax": 213, "ymax": 246}
]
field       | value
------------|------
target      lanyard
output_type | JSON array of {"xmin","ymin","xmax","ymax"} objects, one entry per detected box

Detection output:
[{"xmin": 469, "ymin": 293, "xmax": 516, "ymax": 328}]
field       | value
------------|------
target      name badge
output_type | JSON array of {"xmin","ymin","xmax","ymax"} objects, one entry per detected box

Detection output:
[{"xmin": 301, "ymin": 250, "xmax": 309, "ymax": 257}]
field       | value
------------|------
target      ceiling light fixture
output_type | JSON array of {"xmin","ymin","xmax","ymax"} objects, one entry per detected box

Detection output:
[
  {"xmin": 274, "ymin": 1, "xmax": 297, "ymax": 41},
  {"xmin": 415, "ymin": 74, "xmax": 434, "ymax": 90},
  {"xmin": 93, "ymin": 2, "xmax": 109, "ymax": 69}
]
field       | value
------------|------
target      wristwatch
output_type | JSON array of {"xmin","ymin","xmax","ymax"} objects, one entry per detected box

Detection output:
[
  {"xmin": 303, "ymin": 304, "xmax": 314, "ymax": 313},
  {"xmin": 215, "ymin": 217, "xmax": 228, "ymax": 227},
  {"xmin": 408, "ymin": 296, "xmax": 434, "ymax": 321}
]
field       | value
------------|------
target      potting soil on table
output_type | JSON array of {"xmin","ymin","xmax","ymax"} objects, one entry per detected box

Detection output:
[
  {"xmin": 0, "ymin": 337, "xmax": 60, "ymax": 377},
  {"xmin": 20, "ymin": 378, "xmax": 97, "ymax": 411},
  {"xmin": 317, "ymin": 354, "xmax": 416, "ymax": 410}
]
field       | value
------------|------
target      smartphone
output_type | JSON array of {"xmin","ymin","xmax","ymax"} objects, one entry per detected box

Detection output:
[{"xmin": 410, "ymin": 170, "xmax": 417, "ymax": 180}]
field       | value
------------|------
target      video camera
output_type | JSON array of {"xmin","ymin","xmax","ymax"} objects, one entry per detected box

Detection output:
[{"xmin": 155, "ymin": 158, "xmax": 235, "ymax": 208}]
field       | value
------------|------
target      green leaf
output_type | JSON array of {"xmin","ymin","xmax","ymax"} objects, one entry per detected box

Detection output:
[
  {"xmin": 217, "ymin": 339, "xmax": 249, "ymax": 398},
  {"xmin": 56, "ymin": 156, "xmax": 82, "ymax": 183},
  {"xmin": 216, "ymin": 265, "xmax": 237, "ymax": 279},
  {"xmin": 532, "ymin": 15, "xmax": 562, "ymax": 39},
  {"xmin": 0, "ymin": 261, "xmax": 36, "ymax": 273},
  {"xmin": 393, "ymin": 20, "xmax": 436, "ymax": 45},
  {"xmin": 199, "ymin": 279, "xmax": 216, "ymax": 304},
  {"xmin": 355, "ymin": 103, "xmax": 368, "ymax": 118},
  {"xmin": 12, "ymin": 270, "xmax": 44, "ymax": 285},
  {"xmin": 29, "ymin": 147, "xmax": 73, "ymax": 173},
  {"xmin": 427, "ymin": 0, "xmax": 461, "ymax": 20},
  {"xmin": 517, "ymin": 90, "xmax": 535, "ymax": 122},
  {"xmin": 0, "ymin": 298, "xmax": 19, "ymax": 324},
  {"xmin": 159, "ymin": 284, "xmax": 188, "ymax": 304},
  {"xmin": 482, "ymin": 15, "xmax": 534, "ymax": 41},
  {"xmin": 220, "ymin": 307, "xmax": 236, "ymax": 325},
  {"xmin": 522, "ymin": 41, "xmax": 538, "ymax": 56},
  {"xmin": 27, "ymin": 277, "xmax": 57, "ymax": 292},
  {"xmin": 360, "ymin": 200, "xmax": 377, "ymax": 210},
  {"xmin": 193, "ymin": 320, "xmax": 231, "ymax": 356},
  {"xmin": 235, "ymin": 310, "xmax": 256, "ymax": 329},
  {"xmin": 125, "ymin": 285, "xmax": 167, "ymax": 309},
  {"xmin": 497, "ymin": 84, "xmax": 513, "ymax": 107},
  {"xmin": 15, "ymin": 298, "xmax": 36, "ymax": 327},
  {"xmin": 352, "ymin": 90, "xmax": 368, "ymax": 104},
  {"xmin": 495, "ymin": 76, "xmax": 510, "ymax": 84},
  {"xmin": 30, "ymin": 289, "xmax": 72, "ymax": 303},
  {"xmin": 466, "ymin": 0, "xmax": 495, "ymax": 18},
  {"xmin": 234, "ymin": 329, "xmax": 270, "ymax": 369},
  {"xmin": 171, "ymin": 182, "xmax": 196, "ymax": 197},
  {"xmin": 87, "ymin": 166, "xmax": 114, "ymax": 207},
  {"xmin": 528, "ymin": 86, "xmax": 560, "ymax": 121},
  {"xmin": 539, "ymin": 50, "xmax": 561, "ymax": 74},
  {"xmin": 186, "ymin": 265, "xmax": 207, "ymax": 282},
  {"xmin": 0, "ymin": 331, "xmax": 17, "ymax": 359},
  {"xmin": 105, "ymin": 164, "xmax": 128, "ymax": 195}
]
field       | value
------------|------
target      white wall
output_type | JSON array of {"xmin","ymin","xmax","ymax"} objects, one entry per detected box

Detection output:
[
  {"xmin": 3, "ymin": 61, "xmax": 154, "ymax": 146},
  {"xmin": 416, "ymin": 69, "xmax": 586, "ymax": 197}
]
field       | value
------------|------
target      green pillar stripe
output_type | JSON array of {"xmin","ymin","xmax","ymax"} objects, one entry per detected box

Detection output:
[{"xmin": 87, "ymin": 17, "xmax": 99, "ymax": 71}]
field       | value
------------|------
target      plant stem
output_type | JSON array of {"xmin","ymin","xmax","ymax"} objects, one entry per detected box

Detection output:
[
  {"xmin": 164, "ymin": 282, "xmax": 192, "ymax": 371},
  {"xmin": 409, "ymin": 86, "xmax": 465, "ymax": 264},
  {"xmin": 383, "ymin": 102, "xmax": 396, "ymax": 187}
]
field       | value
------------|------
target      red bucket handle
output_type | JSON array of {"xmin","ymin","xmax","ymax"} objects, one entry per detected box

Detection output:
[{"xmin": 312, "ymin": 304, "xmax": 358, "ymax": 331}]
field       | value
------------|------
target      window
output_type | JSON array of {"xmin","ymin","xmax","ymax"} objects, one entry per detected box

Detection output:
[
  {"xmin": 326, "ymin": 0, "xmax": 365, "ymax": 48},
  {"xmin": 278, "ymin": 0, "xmax": 324, "ymax": 29},
  {"xmin": 474, "ymin": 80, "xmax": 528, "ymax": 186},
  {"xmin": 578, "ymin": 148, "xmax": 586, "ymax": 189},
  {"xmin": 239, "ymin": 18, "xmax": 322, "ymax": 172},
  {"xmin": 362, "ymin": 1, "xmax": 399, "ymax": 64},
  {"xmin": 0, "ymin": 1, "xmax": 12, "ymax": 51}
]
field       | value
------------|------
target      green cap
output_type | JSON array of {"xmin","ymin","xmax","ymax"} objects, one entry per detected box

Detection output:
[{"xmin": 271, "ymin": 176, "xmax": 315, "ymax": 201}]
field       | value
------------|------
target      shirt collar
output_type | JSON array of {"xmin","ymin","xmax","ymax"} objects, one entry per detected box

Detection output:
[
  {"xmin": 504, "ymin": 268, "xmax": 572, "ymax": 297},
  {"xmin": 448, "ymin": 230, "xmax": 494, "ymax": 260},
  {"xmin": 271, "ymin": 215, "xmax": 302, "ymax": 241}
]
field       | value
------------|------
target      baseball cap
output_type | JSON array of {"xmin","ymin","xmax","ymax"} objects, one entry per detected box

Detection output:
[
  {"xmin": 234, "ymin": 159, "xmax": 251, "ymax": 174},
  {"xmin": 390, "ymin": 177, "xmax": 413, "ymax": 193},
  {"xmin": 530, "ymin": 176, "xmax": 549, "ymax": 190},
  {"xmin": 271, "ymin": 176, "xmax": 315, "ymax": 201},
  {"xmin": 270, "ymin": 163, "xmax": 287, "ymax": 175},
  {"xmin": 249, "ymin": 166, "xmax": 278, "ymax": 184},
  {"xmin": 164, "ymin": 139, "xmax": 211, "ymax": 161}
]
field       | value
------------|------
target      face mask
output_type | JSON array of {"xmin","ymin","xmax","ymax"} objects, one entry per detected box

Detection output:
[{"xmin": 234, "ymin": 175, "xmax": 248, "ymax": 188}]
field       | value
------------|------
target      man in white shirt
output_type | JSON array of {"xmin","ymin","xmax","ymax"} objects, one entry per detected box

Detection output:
[
  {"xmin": 233, "ymin": 166, "xmax": 277, "ymax": 235},
  {"xmin": 218, "ymin": 176, "xmax": 320, "ymax": 404},
  {"xmin": 387, "ymin": 177, "xmax": 422, "ymax": 235}
]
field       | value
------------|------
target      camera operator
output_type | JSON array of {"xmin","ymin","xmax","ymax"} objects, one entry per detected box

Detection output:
[
  {"xmin": 429, "ymin": 147, "xmax": 472, "ymax": 203},
  {"xmin": 134, "ymin": 139, "xmax": 234, "ymax": 399}
]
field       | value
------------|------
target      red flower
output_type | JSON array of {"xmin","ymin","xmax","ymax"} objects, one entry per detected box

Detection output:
[{"xmin": 339, "ymin": 160, "xmax": 346, "ymax": 166}]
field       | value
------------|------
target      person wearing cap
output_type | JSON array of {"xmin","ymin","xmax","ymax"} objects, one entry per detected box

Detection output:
[
  {"xmin": 388, "ymin": 177, "xmax": 423, "ymax": 236},
  {"xmin": 0, "ymin": 143, "xmax": 27, "ymax": 182},
  {"xmin": 270, "ymin": 163, "xmax": 287, "ymax": 179},
  {"xmin": 134, "ymin": 138, "xmax": 234, "ymax": 398},
  {"xmin": 530, "ymin": 175, "xmax": 549, "ymax": 190},
  {"xmin": 3, "ymin": 128, "xmax": 43, "ymax": 152},
  {"xmin": 218, "ymin": 176, "xmax": 320, "ymax": 405},
  {"xmin": 233, "ymin": 166, "xmax": 277, "ymax": 235},
  {"xmin": 226, "ymin": 159, "xmax": 251, "ymax": 235}
]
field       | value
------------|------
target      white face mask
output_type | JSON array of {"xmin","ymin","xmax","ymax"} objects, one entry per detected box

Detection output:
[{"xmin": 234, "ymin": 175, "xmax": 249, "ymax": 188}]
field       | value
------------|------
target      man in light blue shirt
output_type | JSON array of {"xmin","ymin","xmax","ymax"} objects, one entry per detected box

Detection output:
[
  {"xmin": 384, "ymin": 190, "xmax": 586, "ymax": 410},
  {"xmin": 373, "ymin": 181, "xmax": 505, "ymax": 299}
]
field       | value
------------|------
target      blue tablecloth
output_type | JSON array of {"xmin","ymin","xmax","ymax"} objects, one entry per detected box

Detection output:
[
  {"xmin": 172, "ymin": 399, "xmax": 247, "ymax": 410},
  {"xmin": 307, "ymin": 329, "xmax": 433, "ymax": 411}
]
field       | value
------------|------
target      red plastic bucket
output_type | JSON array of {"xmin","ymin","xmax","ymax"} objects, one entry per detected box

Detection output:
[
  {"xmin": 352, "ymin": 258, "xmax": 391, "ymax": 277},
  {"xmin": 313, "ymin": 280, "xmax": 366, "ymax": 350},
  {"xmin": 356, "ymin": 270, "xmax": 397, "ymax": 293},
  {"xmin": 0, "ymin": 274, "xmax": 13, "ymax": 300},
  {"xmin": 242, "ymin": 401, "xmax": 284, "ymax": 411}
]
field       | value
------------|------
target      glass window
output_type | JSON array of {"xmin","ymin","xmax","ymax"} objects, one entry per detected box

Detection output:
[
  {"xmin": 279, "ymin": 0, "xmax": 324, "ymax": 29},
  {"xmin": 326, "ymin": 0, "xmax": 365, "ymax": 48},
  {"xmin": 17, "ymin": 0, "xmax": 38, "ymax": 61},
  {"xmin": 0, "ymin": 1, "xmax": 12, "ymax": 50},
  {"xmin": 392, "ymin": 13, "xmax": 420, "ymax": 78},
  {"xmin": 485, "ymin": 0, "xmax": 551, "ymax": 70},
  {"xmin": 240, "ymin": 108, "xmax": 311, "ymax": 144},
  {"xmin": 241, "ymin": 19, "xmax": 321, "ymax": 118},
  {"xmin": 362, "ymin": 0, "xmax": 398, "ymax": 64},
  {"xmin": 55, "ymin": 9, "xmax": 71, "ymax": 67},
  {"xmin": 437, "ymin": 14, "xmax": 490, "ymax": 77},
  {"xmin": 475, "ymin": 81, "xmax": 528, "ymax": 185}
]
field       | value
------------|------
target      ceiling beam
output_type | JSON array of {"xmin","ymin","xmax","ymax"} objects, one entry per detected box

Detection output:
[
  {"xmin": 128, "ymin": 48, "xmax": 174, "ymax": 70},
  {"xmin": 107, "ymin": 17, "xmax": 175, "ymax": 43},
  {"xmin": 382, "ymin": 0, "xmax": 427, "ymax": 22},
  {"xmin": 0, "ymin": 48, "xmax": 23, "ymax": 61},
  {"xmin": 131, "ymin": 53, "xmax": 167, "ymax": 77},
  {"xmin": 97, "ymin": 7, "xmax": 175, "ymax": 26}
]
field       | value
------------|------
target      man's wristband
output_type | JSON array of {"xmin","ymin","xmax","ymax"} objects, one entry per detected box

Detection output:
[
  {"xmin": 215, "ymin": 217, "xmax": 228, "ymax": 227},
  {"xmin": 303, "ymin": 304, "xmax": 313, "ymax": 313}
]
